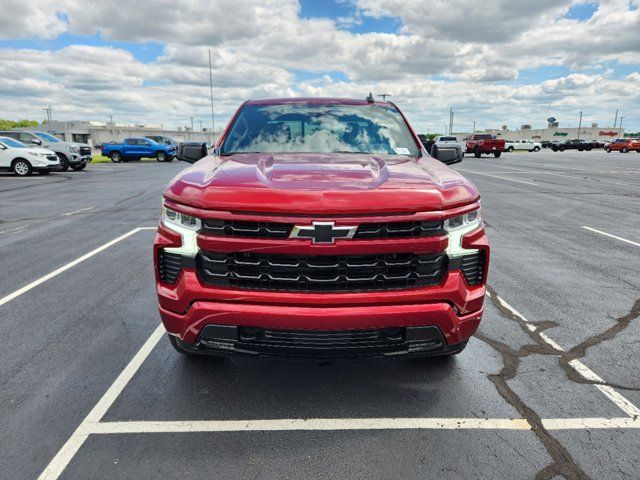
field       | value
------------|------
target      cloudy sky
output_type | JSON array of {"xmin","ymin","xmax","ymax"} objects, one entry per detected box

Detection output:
[{"xmin": 0, "ymin": 0, "xmax": 639, "ymax": 133}]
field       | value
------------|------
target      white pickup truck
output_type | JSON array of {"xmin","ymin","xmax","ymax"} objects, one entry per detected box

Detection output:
[{"xmin": 505, "ymin": 139, "xmax": 542, "ymax": 152}]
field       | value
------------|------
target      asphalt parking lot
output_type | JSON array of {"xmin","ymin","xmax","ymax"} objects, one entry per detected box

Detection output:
[{"xmin": 1, "ymin": 150, "xmax": 639, "ymax": 480}]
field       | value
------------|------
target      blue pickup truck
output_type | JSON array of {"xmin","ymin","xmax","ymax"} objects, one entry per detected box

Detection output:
[{"xmin": 101, "ymin": 138, "xmax": 176, "ymax": 163}]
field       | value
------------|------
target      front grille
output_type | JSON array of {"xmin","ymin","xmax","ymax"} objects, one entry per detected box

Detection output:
[
  {"xmin": 79, "ymin": 146, "xmax": 91, "ymax": 156},
  {"xmin": 202, "ymin": 219, "xmax": 291, "ymax": 239},
  {"xmin": 197, "ymin": 251, "xmax": 447, "ymax": 292},
  {"xmin": 201, "ymin": 219, "xmax": 443, "ymax": 240},
  {"xmin": 449, "ymin": 251, "xmax": 485, "ymax": 286},
  {"xmin": 46, "ymin": 155, "xmax": 58, "ymax": 162}
]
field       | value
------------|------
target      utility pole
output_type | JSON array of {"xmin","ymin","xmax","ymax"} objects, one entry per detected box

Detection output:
[
  {"xmin": 109, "ymin": 115, "xmax": 114, "ymax": 135},
  {"xmin": 377, "ymin": 94, "xmax": 392, "ymax": 101},
  {"xmin": 42, "ymin": 106, "xmax": 53, "ymax": 132},
  {"xmin": 198, "ymin": 120, "xmax": 203, "ymax": 131},
  {"xmin": 472, "ymin": 120, "xmax": 476, "ymax": 133},
  {"xmin": 189, "ymin": 116, "xmax": 194, "ymax": 131},
  {"xmin": 208, "ymin": 49, "xmax": 216, "ymax": 145},
  {"xmin": 619, "ymin": 117, "xmax": 624, "ymax": 137},
  {"xmin": 613, "ymin": 109, "xmax": 618, "ymax": 129},
  {"xmin": 449, "ymin": 107, "xmax": 454, "ymax": 136},
  {"xmin": 577, "ymin": 111, "xmax": 582, "ymax": 140}
]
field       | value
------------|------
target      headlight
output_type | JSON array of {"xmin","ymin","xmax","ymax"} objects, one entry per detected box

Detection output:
[
  {"xmin": 444, "ymin": 208, "xmax": 481, "ymax": 232},
  {"xmin": 68, "ymin": 145, "xmax": 80, "ymax": 153},
  {"xmin": 162, "ymin": 205, "xmax": 201, "ymax": 231},
  {"xmin": 444, "ymin": 207, "xmax": 482, "ymax": 257}
]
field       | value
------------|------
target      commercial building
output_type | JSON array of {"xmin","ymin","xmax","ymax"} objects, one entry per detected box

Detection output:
[
  {"xmin": 453, "ymin": 125, "xmax": 625, "ymax": 142},
  {"xmin": 37, "ymin": 120, "xmax": 219, "ymax": 146}
]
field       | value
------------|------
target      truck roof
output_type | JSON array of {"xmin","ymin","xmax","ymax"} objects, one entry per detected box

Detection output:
[{"xmin": 244, "ymin": 97, "xmax": 391, "ymax": 107}]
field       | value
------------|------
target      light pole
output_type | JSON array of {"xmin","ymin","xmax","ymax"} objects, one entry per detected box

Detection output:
[
  {"xmin": 42, "ymin": 106, "xmax": 53, "ymax": 132},
  {"xmin": 577, "ymin": 111, "xmax": 582, "ymax": 140},
  {"xmin": 619, "ymin": 117, "xmax": 624, "ymax": 137},
  {"xmin": 208, "ymin": 49, "xmax": 216, "ymax": 145}
]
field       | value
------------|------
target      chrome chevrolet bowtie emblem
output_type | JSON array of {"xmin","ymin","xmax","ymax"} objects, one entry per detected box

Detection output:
[{"xmin": 290, "ymin": 222, "xmax": 358, "ymax": 244}]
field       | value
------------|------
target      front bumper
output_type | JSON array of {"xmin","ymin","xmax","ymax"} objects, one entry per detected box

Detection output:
[
  {"xmin": 155, "ymin": 220, "xmax": 489, "ymax": 357},
  {"xmin": 70, "ymin": 154, "xmax": 92, "ymax": 164}
]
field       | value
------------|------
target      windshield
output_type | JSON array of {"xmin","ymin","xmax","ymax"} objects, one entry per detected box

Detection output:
[
  {"xmin": 439, "ymin": 137, "xmax": 457, "ymax": 142},
  {"xmin": 221, "ymin": 103, "xmax": 421, "ymax": 156},
  {"xmin": 34, "ymin": 132, "xmax": 60, "ymax": 142},
  {"xmin": 0, "ymin": 137, "xmax": 27, "ymax": 148}
]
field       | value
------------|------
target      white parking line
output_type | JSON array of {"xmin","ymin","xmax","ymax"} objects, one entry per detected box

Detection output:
[
  {"xmin": 487, "ymin": 290, "xmax": 640, "ymax": 418},
  {"xmin": 38, "ymin": 323, "xmax": 165, "ymax": 480},
  {"xmin": 455, "ymin": 168, "xmax": 539, "ymax": 186},
  {"xmin": 0, "ymin": 226, "xmax": 156, "ymax": 307},
  {"xmin": 61, "ymin": 207, "xmax": 95, "ymax": 216},
  {"xmin": 80, "ymin": 416, "xmax": 638, "ymax": 434},
  {"xmin": 582, "ymin": 226, "xmax": 640, "ymax": 247}
]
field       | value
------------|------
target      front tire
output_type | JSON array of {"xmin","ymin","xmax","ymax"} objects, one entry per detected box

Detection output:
[
  {"xmin": 110, "ymin": 151, "xmax": 122, "ymax": 163},
  {"xmin": 70, "ymin": 163, "xmax": 86, "ymax": 171},
  {"xmin": 533, "ymin": 146, "xmax": 540, "ymax": 152},
  {"xmin": 12, "ymin": 158, "xmax": 32, "ymax": 176},
  {"xmin": 605, "ymin": 146, "xmax": 611, "ymax": 153},
  {"xmin": 558, "ymin": 146, "xmax": 565, "ymax": 152},
  {"xmin": 473, "ymin": 146, "xmax": 481, "ymax": 158},
  {"xmin": 507, "ymin": 146, "xmax": 514, "ymax": 152},
  {"xmin": 156, "ymin": 151, "xmax": 167, "ymax": 162},
  {"xmin": 621, "ymin": 147, "xmax": 629, "ymax": 153},
  {"xmin": 494, "ymin": 151, "xmax": 501, "ymax": 158},
  {"xmin": 56, "ymin": 153, "xmax": 70, "ymax": 171}
]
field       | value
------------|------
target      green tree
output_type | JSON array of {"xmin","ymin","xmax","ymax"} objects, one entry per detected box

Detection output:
[{"xmin": 0, "ymin": 119, "xmax": 39, "ymax": 130}]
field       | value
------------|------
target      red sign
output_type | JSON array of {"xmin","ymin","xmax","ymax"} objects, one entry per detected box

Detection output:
[{"xmin": 599, "ymin": 131, "xmax": 617, "ymax": 137}]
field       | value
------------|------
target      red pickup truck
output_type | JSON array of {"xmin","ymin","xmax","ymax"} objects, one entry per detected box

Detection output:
[
  {"xmin": 154, "ymin": 98, "xmax": 489, "ymax": 360},
  {"xmin": 466, "ymin": 134, "xmax": 505, "ymax": 158}
]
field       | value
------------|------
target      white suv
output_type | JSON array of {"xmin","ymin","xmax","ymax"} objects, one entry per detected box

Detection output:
[{"xmin": 0, "ymin": 136, "xmax": 60, "ymax": 176}]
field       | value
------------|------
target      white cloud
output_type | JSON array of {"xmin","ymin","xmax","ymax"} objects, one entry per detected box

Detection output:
[{"xmin": 0, "ymin": 0, "xmax": 638, "ymax": 130}]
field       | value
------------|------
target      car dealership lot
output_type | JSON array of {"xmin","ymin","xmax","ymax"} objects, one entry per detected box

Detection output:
[{"xmin": 1, "ymin": 151, "xmax": 639, "ymax": 479}]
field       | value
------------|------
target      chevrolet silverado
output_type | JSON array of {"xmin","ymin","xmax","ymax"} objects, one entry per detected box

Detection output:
[{"xmin": 154, "ymin": 98, "xmax": 489, "ymax": 359}]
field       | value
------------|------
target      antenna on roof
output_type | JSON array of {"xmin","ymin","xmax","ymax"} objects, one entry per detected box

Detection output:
[{"xmin": 365, "ymin": 92, "xmax": 374, "ymax": 103}]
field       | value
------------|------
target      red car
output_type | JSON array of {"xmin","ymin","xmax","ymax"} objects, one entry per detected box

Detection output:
[
  {"xmin": 465, "ymin": 134, "xmax": 505, "ymax": 158},
  {"xmin": 605, "ymin": 138, "xmax": 640, "ymax": 153},
  {"xmin": 154, "ymin": 98, "xmax": 489, "ymax": 359}
]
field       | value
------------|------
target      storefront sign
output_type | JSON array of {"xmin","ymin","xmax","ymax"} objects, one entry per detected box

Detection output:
[
  {"xmin": 599, "ymin": 131, "xmax": 617, "ymax": 137},
  {"xmin": 553, "ymin": 132, "xmax": 568, "ymax": 136}
]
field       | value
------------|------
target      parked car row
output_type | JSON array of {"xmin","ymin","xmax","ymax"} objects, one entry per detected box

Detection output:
[
  {"xmin": 0, "ymin": 136, "xmax": 62, "ymax": 176},
  {"xmin": 0, "ymin": 130, "xmax": 91, "ymax": 173}
]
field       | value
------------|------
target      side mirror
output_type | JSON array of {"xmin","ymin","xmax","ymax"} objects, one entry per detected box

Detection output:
[
  {"xmin": 431, "ymin": 146, "xmax": 460, "ymax": 164},
  {"xmin": 32, "ymin": 138, "xmax": 42, "ymax": 145},
  {"xmin": 177, "ymin": 142, "xmax": 208, "ymax": 163}
]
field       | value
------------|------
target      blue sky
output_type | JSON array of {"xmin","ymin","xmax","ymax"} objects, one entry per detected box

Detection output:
[{"xmin": 0, "ymin": 0, "xmax": 638, "ymax": 132}]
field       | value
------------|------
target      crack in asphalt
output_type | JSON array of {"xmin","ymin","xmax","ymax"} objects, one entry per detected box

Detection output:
[
  {"xmin": 560, "ymin": 298, "xmax": 640, "ymax": 391},
  {"xmin": 486, "ymin": 285, "xmax": 640, "ymax": 391},
  {"xmin": 476, "ymin": 285, "xmax": 640, "ymax": 478},
  {"xmin": 474, "ymin": 330, "xmax": 589, "ymax": 479}
]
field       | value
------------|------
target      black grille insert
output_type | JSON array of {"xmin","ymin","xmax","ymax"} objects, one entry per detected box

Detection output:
[
  {"xmin": 197, "ymin": 251, "xmax": 447, "ymax": 292},
  {"xmin": 354, "ymin": 221, "xmax": 443, "ymax": 239},
  {"xmin": 202, "ymin": 219, "xmax": 291, "ymax": 239},
  {"xmin": 158, "ymin": 251, "xmax": 196, "ymax": 284},
  {"xmin": 449, "ymin": 251, "xmax": 485, "ymax": 286}
]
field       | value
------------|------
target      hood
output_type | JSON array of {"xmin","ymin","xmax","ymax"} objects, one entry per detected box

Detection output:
[
  {"xmin": 26, "ymin": 147, "xmax": 56, "ymax": 155},
  {"xmin": 165, "ymin": 153, "xmax": 479, "ymax": 214}
]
